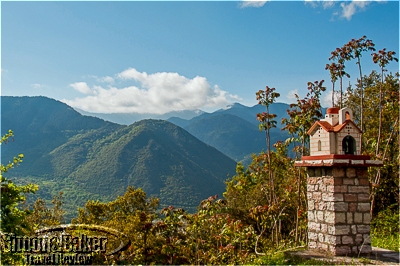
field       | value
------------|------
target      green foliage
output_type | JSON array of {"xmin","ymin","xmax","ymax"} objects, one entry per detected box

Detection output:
[
  {"xmin": 24, "ymin": 192, "xmax": 66, "ymax": 230},
  {"xmin": 282, "ymin": 80, "xmax": 326, "ymax": 157},
  {"xmin": 72, "ymin": 186, "xmax": 160, "ymax": 264},
  {"xmin": 185, "ymin": 196, "xmax": 257, "ymax": 264},
  {"xmin": 371, "ymin": 205, "xmax": 399, "ymax": 235},
  {"xmin": 371, "ymin": 233, "xmax": 400, "ymax": 252},
  {"xmin": 255, "ymin": 251, "xmax": 333, "ymax": 265},
  {"xmin": 224, "ymin": 144, "xmax": 308, "ymax": 250},
  {"xmin": 0, "ymin": 130, "xmax": 38, "ymax": 265},
  {"xmin": 72, "ymin": 188, "xmax": 258, "ymax": 265},
  {"xmin": 371, "ymin": 205, "xmax": 400, "ymax": 251},
  {"xmin": 344, "ymin": 71, "xmax": 399, "ymax": 212},
  {"xmin": 256, "ymin": 86, "xmax": 280, "ymax": 154}
]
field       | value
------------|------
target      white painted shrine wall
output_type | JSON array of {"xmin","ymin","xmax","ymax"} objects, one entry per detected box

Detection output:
[
  {"xmin": 329, "ymin": 132, "xmax": 336, "ymax": 154},
  {"xmin": 336, "ymin": 124, "xmax": 361, "ymax": 155},
  {"xmin": 310, "ymin": 127, "xmax": 332, "ymax": 155}
]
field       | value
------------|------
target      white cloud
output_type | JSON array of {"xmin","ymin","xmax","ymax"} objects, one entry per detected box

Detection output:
[
  {"xmin": 239, "ymin": 0, "xmax": 268, "ymax": 8},
  {"xmin": 321, "ymin": 89, "xmax": 342, "ymax": 108},
  {"xmin": 98, "ymin": 76, "xmax": 115, "ymax": 83},
  {"xmin": 305, "ymin": 0, "xmax": 375, "ymax": 20},
  {"xmin": 322, "ymin": 1, "xmax": 335, "ymax": 9},
  {"xmin": 63, "ymin": 68, "xmax": 241, "ymax": 114},
  {"xmin": 304, "ymin": 0, "xmax": 319, "ymax": 8},
  {"xmin": 340, "ymin": 1, "xmax": 370, "ymax": 20},
  {"xmin": 87, "ymin": 75, "xmax": 115, "ymax": 83},
  {"xmin": 322, "ymin": 90, "xmax": 333, "ymax": 107},
  {"xmin": 286, "ymin": 89, "xmax": 299, "ymax": 101},
  {"xmin": 117, "ymin": 68, "xmax": 147, "ymax": 81},
  {"xmin": 304, "ymin": 0, "xmax": 338, "ymax": 9},
  {"xmin": 31, "ymin": 83, "xmax": 42, "ymax": 89},
  {"xmin": 70, "ymin": 82, "xmax": 93, "ymax": 95}
]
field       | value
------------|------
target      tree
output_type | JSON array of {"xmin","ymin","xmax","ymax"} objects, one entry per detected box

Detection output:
[
  {"xmin": 280, "ymin": 80, "xmax": 325, "ymax": 243},
  {"xmin": 72, "ymin": 187, "xmax": 256, "ymax": 265},
  {"xmin": 256, "ymin": 86, "xmax": 280, "ymax": 206},
  {"xmin": 25, "ymin": 192, "xmax": 65, "ymax": 231},
  {"xmin": 328, "ymin": 47, "xmax": 351, "ymax": 108},
  {"xmin": 0, "ymin": 130, "xmax": 38, "ymax": 265},
  {"xmin": 224, "ymin": 143, "xmax": 304, "ymax": 251},
  {"xmin": 282, "ymin": 80, "xmax": 326, "ymax": 157},
  {"xmin": 344, "ymin": 71, "xmax": 399, "ymax": 214},
  {"xmin": 345, "ymin": 36, "xmax": 375, "ymax": 152},
  {"xmin": 256, "ymin": 86, "xmax": 281, "ymax": 155},
  {"xmin": 72, "ymin": 186, "xmax": 160, "ymax": 264},
  {"xmin": 372, "ymin": 48, "xmax": 398, "ymax": 155},
  {"xmin": 325, "ymin": 62, "xmax": 339, "ymax": 107}
]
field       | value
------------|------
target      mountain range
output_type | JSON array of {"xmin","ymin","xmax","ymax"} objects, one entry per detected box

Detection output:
[
  {"xmin": 1, "ymin": 96, "xmax": 236, "ymax": 219},
  {"xmin": 1, "ymin": 96, "xmax": 295, "ymax": 220},
  {"xmin": 76, "ymin": 108, "xmax": 204, "ymax": 125},
  {"xmin": 76, "ymin": 102, "xmax": 292, "ymax": 162},
  {"xmin": 167, "ymin": 102, "xmax": 290, "ymax": 162}
]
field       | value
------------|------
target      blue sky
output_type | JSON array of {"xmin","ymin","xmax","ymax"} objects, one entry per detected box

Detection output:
[{"xmin": 1, "ymin": 1, "xmax": 399, "ymax": 114}]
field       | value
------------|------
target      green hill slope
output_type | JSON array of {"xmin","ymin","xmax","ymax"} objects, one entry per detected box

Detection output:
[
  {"xmin": 53, "ymin": 119, "xmax": 236, "ymax": 210},
  {"xmin": 168, "ymin": 105, "xmax": 290, "ymax": 162},
  {"xmin": 1, "ymin": 96, "xmax": 123, "ymax": 176},
  {"xmin": 184, "ymin": 114, "xmax": 265, "ymax": 161},
  {"xmin": 1, "ymin": 96, "xmax": 237, "ymax": 218}
]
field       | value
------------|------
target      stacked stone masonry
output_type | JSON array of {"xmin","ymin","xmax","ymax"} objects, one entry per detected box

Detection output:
[{"xmin": 307, "ymin": 166, "xmax": 371, "ymax": 256}]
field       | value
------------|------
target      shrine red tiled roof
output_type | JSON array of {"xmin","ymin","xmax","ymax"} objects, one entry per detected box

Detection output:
[{"xmin": 307, "ymin": 119, "xmax": 362, "ymax": 135}]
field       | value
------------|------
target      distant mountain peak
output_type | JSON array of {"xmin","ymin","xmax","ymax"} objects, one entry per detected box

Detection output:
[{"xmin": 221, "ymin": 102, "xmax": 247, "ymax": 110}]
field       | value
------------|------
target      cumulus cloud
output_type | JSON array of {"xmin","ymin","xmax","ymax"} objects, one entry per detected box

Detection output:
[
  {"xmin": 239, "ymin": 0, "xmax": 268, "ymax": 8},
  {"xmin": 304, "ymin": 0, "xmax": 318, "ymax": 8},
  {"xmin": 340, "ymin": 1, "xmax": 370, "ymax": 20},
  {"xmin": 63, "ymin": 68, "xmax": 241, "ymax": 114},
  {"xmin": 286, "ymin": 89, "xmax": 299, "ymax": 102},
  {"xmin": 70, "ymin": 82, "xmax": 93, "ymax": 95},
  {"xmin": 321, "ymin": 89, "xmax": 342, "ymax": 108},
  {"xmin": 87, "ymin": 75, "xmax": 115, "ymax": 84},
  {"xmin": 98, "ymin": 76, "xmax": 115, "ymax": 83},
  {"xmin": 322, "ymin": 1, "xmax": 335, "ymax": 9},
  {"xmin": 305, "ymin": 0, "xmax": 375, "ymax": 20},
  {"xmin": 305, "ymin": 0, "xmax": 336, "ymax": 9}
]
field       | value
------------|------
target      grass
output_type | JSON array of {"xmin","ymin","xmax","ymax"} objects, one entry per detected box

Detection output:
[
  {"xmin": 371, "ymin": 232, "xmax": 400, "ymax": 252},
  {"xmin": 252, "ymin": 244, "xmax": 335, "ymax": 265},
  {"xmin": 371, "ymin": 204, "xmax": 400, "ymax": 252},
  {"xmin": 256, "ymin": 252, "xmax": 334, "ymax": 265}
]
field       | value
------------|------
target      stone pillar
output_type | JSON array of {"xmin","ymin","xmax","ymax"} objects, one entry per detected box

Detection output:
[{"xmin": 295, "ymin": 156, "xmax": 382, "ymax": 256}]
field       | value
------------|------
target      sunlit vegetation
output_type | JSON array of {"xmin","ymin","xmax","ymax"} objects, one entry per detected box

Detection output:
[
  {"xmin": 1, "ymin": 36, "xmax": 398, "ymax": 265},
  {"xmin": 371, "ymin": 205, "xmax": 400, "ymax": 252}
]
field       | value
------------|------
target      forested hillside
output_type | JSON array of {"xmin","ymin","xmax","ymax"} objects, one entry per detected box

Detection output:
[
  {"xmin": 1, "ymin": 96, "xmax": 123, "ymax": 176},
  {"xmin": 168, "ymin": 102, "xmax": 292, "ymax": 162},
  {"xmin": 1, "ymin": 96, "xmax": 237, "ymax": 218}
]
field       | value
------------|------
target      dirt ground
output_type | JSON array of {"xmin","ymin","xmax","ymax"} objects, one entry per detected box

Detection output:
[{"xmin": 286, "ymin": 246, "xmax": 399, "ymax": 265}]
